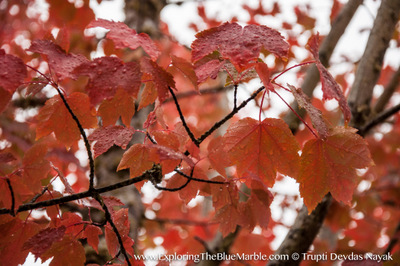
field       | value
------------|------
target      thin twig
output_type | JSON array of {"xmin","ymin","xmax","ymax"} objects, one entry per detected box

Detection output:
[
  {"xmin": 154, "ymin": 167, "xmax": 194, "ymax": 191},
  {"xmin": 155, "ymin": 178, "xmax": 191, "ymax": 191},
  {"xmin": 29, "ymin": 187, "xmax": 49, "ymax": 204},
  {"xmin": 196, "ymin": 85, "xmax": 265, "ymax": 144},
  {"xmin": 233, "ymin": 84, "xmax": 238, "ymax": 109},
  {"xmin": 174, "ymin": 169, "xmax": 228, "ymax": 184},
  {"xmin": 93, "ymin": 193, "xmax": 131, "ymax": 266},
  {"xmin": 168, "ymin": 86, "xmax": 200, "ymax": 147},
  {"xmin": 54, "ymin": 87, "xmax": 95, "ymax": 190},
  {"xmin": 359, "ymin": 103, "xmax": 400, "ymax": 136},
  {"xmin": 5, "ymin": 179, "xmax": 15, "ymax": 216}
]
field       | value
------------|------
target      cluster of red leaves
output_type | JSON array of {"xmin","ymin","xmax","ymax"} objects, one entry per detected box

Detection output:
[{"xmin": 0, "ymin": 4, "xmax": 380, "ymax": 264}]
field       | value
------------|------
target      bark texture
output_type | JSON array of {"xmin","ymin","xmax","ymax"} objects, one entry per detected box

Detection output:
[{"xmin": 348, "ymin": 0, "xmax": 400, "ymax": 126}]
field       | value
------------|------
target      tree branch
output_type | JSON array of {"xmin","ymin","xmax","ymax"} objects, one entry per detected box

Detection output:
[
  {"xmin": 268, "ymin": 195, "xmax": 332, "ymax": 266},
  {"xmin": 359, "ymin": 103, "xmax": 400, "ymax": 135},
  {"xmin": 0, "ymin": 171, "xmax": 148, "ymax": 215},
  {"xmin": 374, "ymin": 65, "xmax": 400, "ymax": 114},
  {"xmin": 93, "ymin": 193, "xmax": 131, "ymax": 266},
  {"xmin": 348, "ymin": 0, "xmax": 400, "ymax": 126},
  {"xmin": 168, "ymin": 86, "xmax": 200, "ymax": 147}
]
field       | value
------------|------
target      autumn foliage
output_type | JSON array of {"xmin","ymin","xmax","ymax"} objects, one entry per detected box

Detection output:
[{"xmin": 0, "ymin": 1, "xmax": 399, "ymax": 266}]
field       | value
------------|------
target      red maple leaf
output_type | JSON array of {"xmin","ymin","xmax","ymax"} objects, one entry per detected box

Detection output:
[
  {"xmin": 28, "ymin": 40, "xmax": 88, "ymax": 81},
  {"xmin": 0, "ymin": 217, "xmax": 40, "ymax": 266},
  {"xmin": 191, "ymin": 22, "xmax": 289, "ymax": 71},
  {"xmin": 298, "ymin": 127, "xmax": 374, "ymax": 212},
  {"xmin": 22, "ymin": 226, "xmax": 66, "ymax": 258},
  {"xmin": 169, "ymin": 55, "xmax": 199, "ymax": 90},
  {"xmin": 222, "ymin": 117, "xmax": 300, "ymax": 186},
  {"xmin": 87, "ymin": 19, "xmax": 161, "ymax": 60},
  {"xmin": 88, "ymin": 125, "xmax": 136, "ymax": 158},
  {"xmin": 73, "ymin": 56, "xmax": 142, "ymax": 105},
  {"xmin": 83, "ymin": 225, "xmax": 103, "ymax": 253},
  {"xmin": 0, "ymin": 49, "xmax": 27, "ymax": 93},
  {"xmin": 41, "ymin": 235, "xmax": 86, "ymax": 265}
]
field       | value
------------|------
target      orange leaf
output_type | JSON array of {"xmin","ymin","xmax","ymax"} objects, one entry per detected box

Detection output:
[
  {"xmin": 117, "ymin": 144, "xmax": 158, "ymax": 178},
  {"xmin": 98, "ymin": 89, "xmax": 135, "ymax": 126},
  {"xmin": 255, "ymin": 61, "xmax": 274, "ymax": 92},
  {"xmin": 170, "ymin": 55, "xmax": 198, "ymax": 90},
  {"xmin": 298, "ymin": 127, "xmax": 374, "ymax": 212},
  {"xmin": 223, "ymin": 117, "xmax": 300, "ymax": 187},
  {"xmin": 36, "ymin": 92, "xmax": 97, "ymax": 148}
]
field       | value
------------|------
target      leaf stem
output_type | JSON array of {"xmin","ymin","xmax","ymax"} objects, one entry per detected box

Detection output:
[
  {"xmin": 271, "ymin": 61, "xmax": 316, "ymax": 83},
  {"xmin": 272, "ymin": 83, "xmax": 319, "ymax": 138}
]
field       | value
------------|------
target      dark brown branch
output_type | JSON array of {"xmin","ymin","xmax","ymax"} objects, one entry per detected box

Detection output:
[
  {"xmin": 374, "ymin": 65, "xmax": 400, "ymax": 114},
  {"xmin": 5, "ymin": 179, "xmax": 15, "ymax": 216},
  {"xmin": 55, "ymin": 86, "xmax": 96, "ymax": 190},
  {"xmin": 197, "ymin": 85, "xmax": 265, "ymax": 145},
  {"xmin": 0, "ymin": 172, "xmax": 148, "ymax": 215},
  {"xmin": 359, "ymin": 103, "xmax": 400, "ymax": 135},
  {"xmin": 233, "ymin": 84, "xmax": 238, "ymax": 109},
  {"xmin": 268, "ymin": 195, "xmax": 332, "ymax": 266},
  {"xmin": 93, "ymin": 193, "xmax": 131, "ymax": 266},
  {"xmin": 29, "ymin": 187, "xmax": 49, "ymax": 204},
  {"xmin": 348, "ymin": 0, "xmax": 400, "ymax": 126},
  {"xmin": 155, "ymin": 177, "xmax": 191, "ymax": 191},
  {"xmin": 168, "ymin": 86, "xmax": 200, "ymax": 147}
]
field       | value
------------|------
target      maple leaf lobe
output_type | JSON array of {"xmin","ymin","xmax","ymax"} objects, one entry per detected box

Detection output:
[{"xmin": 192, "ymin": 22, "xmax": 289, "ymax": 70}]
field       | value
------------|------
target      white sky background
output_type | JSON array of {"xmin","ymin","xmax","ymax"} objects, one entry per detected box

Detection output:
[{"xmin": 24, "ymin": 0, "xmax": 399, "ymax": 265}]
